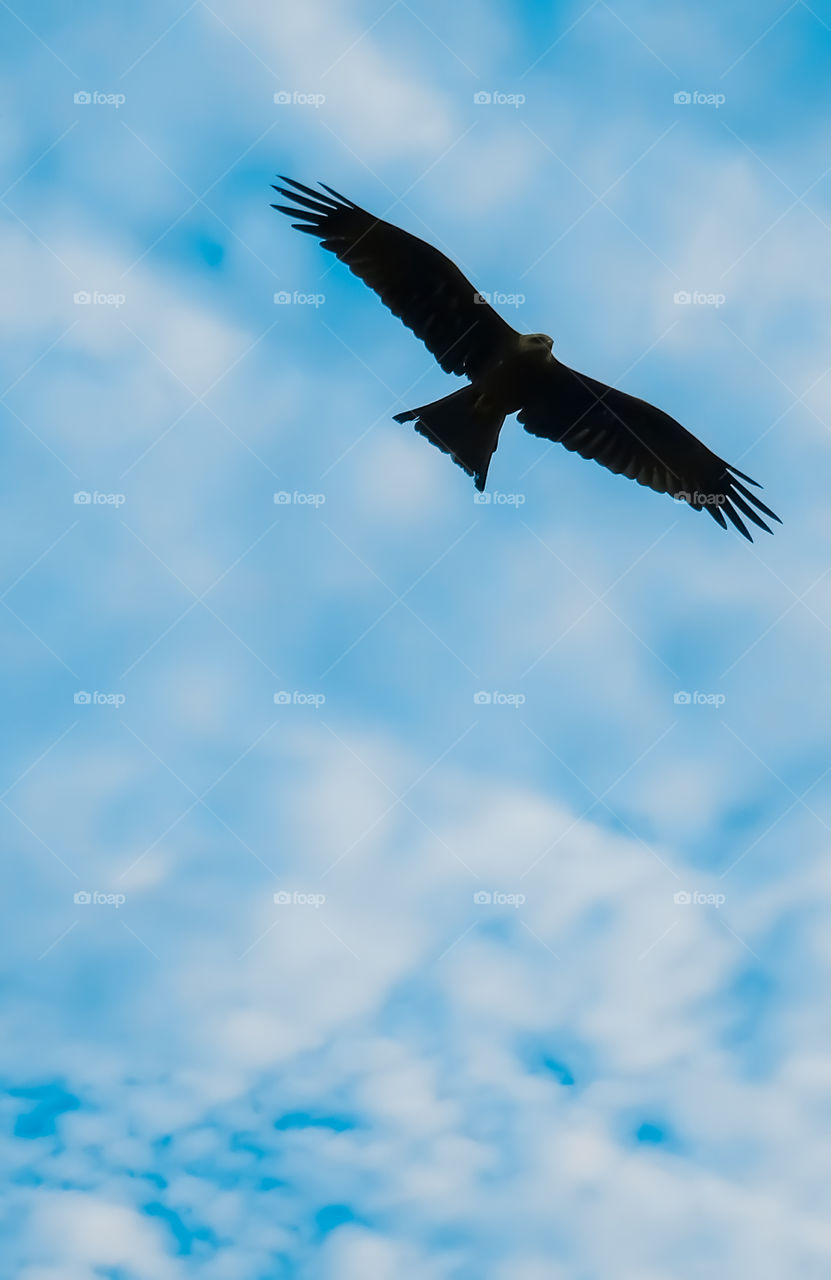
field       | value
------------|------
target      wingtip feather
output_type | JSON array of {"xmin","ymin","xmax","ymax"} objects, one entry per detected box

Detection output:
[
  {"xmin": 727, "ymin": 464, "xmax": 761, "ymax": 487},
  {"xmin": 274, "ymin": 175, "xmax": 340, "ymax": 207},
  {"xmin": 319, "ymin": 181, "xmax": 356, "ymax": 207}
]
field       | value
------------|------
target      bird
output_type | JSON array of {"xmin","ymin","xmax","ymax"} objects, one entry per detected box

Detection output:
[{"xmin": 270, "ymin": 176, "xmax": 780, "ymax": 541}]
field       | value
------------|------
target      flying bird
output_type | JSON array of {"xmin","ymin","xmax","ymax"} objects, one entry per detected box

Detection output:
[{"xmin": 271, "ymin": 177, "xmax": 779, "ymax": 541}]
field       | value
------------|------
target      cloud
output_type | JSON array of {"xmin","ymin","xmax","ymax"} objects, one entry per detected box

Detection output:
[
  {"xmin": 220, "ymin": 0, "xmax": 458, "ymax": 159},
  {"xmin": 24, "ymin": 1193, "xmax": 181, "ymax": 1280}
]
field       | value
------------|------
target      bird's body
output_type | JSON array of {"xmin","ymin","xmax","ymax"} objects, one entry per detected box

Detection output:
[
  {"xmin": 271, "ymin": 177, "xmax": 780, "ymax": 540},
  {"xmin": 392, "ymin": 333, "xmax": 557, "ymax": 489},
  {"xmin": 479, "ymin": 333, "xmax": 556, "ymax": 414}
]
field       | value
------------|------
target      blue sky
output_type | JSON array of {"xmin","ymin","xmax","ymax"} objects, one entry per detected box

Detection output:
[{"xmin": 2, "ymin": 0, "xmax": 831, "ymax": 1275}]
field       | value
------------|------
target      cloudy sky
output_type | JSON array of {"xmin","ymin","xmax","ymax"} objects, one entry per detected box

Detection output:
[{"xmin": 2, "ymin": 0, "xmax": 831, "ymax": 1275}]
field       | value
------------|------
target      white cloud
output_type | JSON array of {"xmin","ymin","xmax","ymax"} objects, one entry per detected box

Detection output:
[
  {"xmin": 222, "ymin": 0, "xmax": 458, "ymax": 159},
  {"xmin": 27, "ymin": 1194, "xmax": 181, "ymax": 1280}
]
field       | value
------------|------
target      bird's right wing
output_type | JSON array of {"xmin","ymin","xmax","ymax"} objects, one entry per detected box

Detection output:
[
  {"xmin": 271, "ymin": 177, "xmax": 518, "ymax": 380},
  {"xmin": 518, "ymin": 362, "xmax": 780, "ymax": 540}
]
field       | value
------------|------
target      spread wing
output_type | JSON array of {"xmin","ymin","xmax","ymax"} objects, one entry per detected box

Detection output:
[
  {"xmin": 271, "ymin": 177, "xmax": 517, "ymax": 379},
  {"xmin": 519, "ymin": 363, "xmax": 781, "ymax": 541}
]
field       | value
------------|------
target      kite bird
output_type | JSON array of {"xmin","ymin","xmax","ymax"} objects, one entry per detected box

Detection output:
[{"xmin": 271, "ymin": 176, "xmax": 780, "ymax": 541}]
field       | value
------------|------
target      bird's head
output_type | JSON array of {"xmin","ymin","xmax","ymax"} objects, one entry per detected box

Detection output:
[{"xmin": 521, "ymin": 332, "xmax": 555, "ymax": 361}]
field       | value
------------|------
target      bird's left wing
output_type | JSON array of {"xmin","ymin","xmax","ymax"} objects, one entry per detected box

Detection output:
[
  {"xmin": 518, "ymin": 362, "xmax": 780, "ymax": 540},
  {"xmin": 271, "ymin": 177, "xmax": 517, "ymax": 379}
]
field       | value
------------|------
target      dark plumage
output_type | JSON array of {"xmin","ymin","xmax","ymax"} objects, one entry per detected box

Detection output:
[{"xmin": 271, "ymin": 176, "xmax": 780, "ymax": 541}]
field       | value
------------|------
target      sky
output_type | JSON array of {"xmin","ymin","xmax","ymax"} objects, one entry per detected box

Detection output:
[{"xmin": 2, "ymin": 0, "xmax": 831, "ymax": 1275}]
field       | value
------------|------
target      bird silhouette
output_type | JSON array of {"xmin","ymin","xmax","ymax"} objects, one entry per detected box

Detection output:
[{"xmin": 271, "ymin": 176, "xmax": 780, "ymax": 541}]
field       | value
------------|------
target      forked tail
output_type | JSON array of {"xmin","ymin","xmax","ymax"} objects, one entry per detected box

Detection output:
[{"xmin": 393, "ymin": 387, "xmax": 504, "ymax": 491}]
